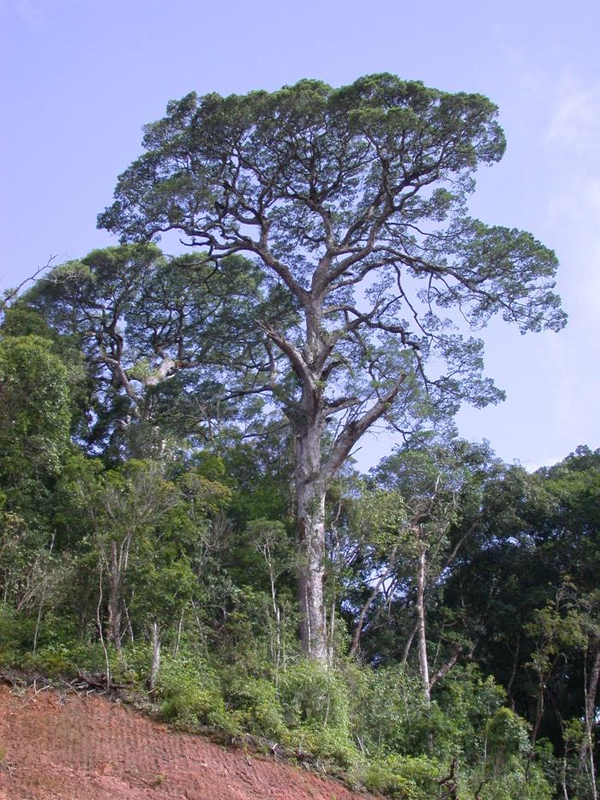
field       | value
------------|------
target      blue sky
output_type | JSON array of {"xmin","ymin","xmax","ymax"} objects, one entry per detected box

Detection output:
[{"xmin": 1, "ymin": 0, "xmax": 599, "ymax": 470}]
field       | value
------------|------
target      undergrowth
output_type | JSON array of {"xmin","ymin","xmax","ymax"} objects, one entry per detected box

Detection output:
[{"xmin": 0, "ymin": 603, "xmax": 555, "ymax": 799}]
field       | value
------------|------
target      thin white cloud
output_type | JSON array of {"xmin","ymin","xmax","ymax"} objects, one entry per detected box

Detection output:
[
  {"xmin": 546, "ymin": 77, "xmax": 600, "ymax": 154},
  {"xmin": 543, "ymin": 73, "xmax": 600, "ymax": 329},
  {"xmin": 13, "ymin": 0, "xmax": 45, "ymax": 27},
  {"xmin": 521, "ymin": 456, "xmax": 565, "ymax": 473}
]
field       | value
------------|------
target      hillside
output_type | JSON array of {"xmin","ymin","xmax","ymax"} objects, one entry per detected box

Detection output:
[{"xmin": 0, "ymin": 685, "xmax": 374, "ymax": 799}]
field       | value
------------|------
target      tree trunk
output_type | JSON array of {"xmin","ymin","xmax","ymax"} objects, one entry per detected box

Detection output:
[
  {"xmin": 149, "ymin": 620, "xmax": 161, "ymax": 692},
  {"xmin": 295, "ymin": 420, "xmax": 328, "ymax": 662},
  {"xmin": 529, "ymin": 674, "xmax": 545, "ymax": 762},
  {"xmin": 416, "ymin": 544, "xmax": 431, "ymax": 703},
  {"xmin": 96, "ymin": 559, "xmax": 111, "ymax": 689},
  {"xmin": 108, "ymin": 540, "xmax": 122, "ymax": 653},
  {"xmin": 506, "ymin": 630, "xmax": 521, "ymax": 710}
]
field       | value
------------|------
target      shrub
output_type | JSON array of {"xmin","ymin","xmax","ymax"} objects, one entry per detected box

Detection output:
[
  {"xmin": 0, "ymin": 604, "xmax": 34, "ymax": 666},
  {"xmin": 484, "ymin": 707, "xmax": 531, "ymax": 772},
  {"xmin": 277, "ymin": 660, "xmax": 358, "ymax": 766},
  {"xmin": 278, "ymin": 660, "xmax": 350, "ymax": 730},
  {"xmin": 221, "ymin": 669, "xmax": 286, "ymax": 739},
  {"xmin": 347, "ymin": 664, "xmax": 434, "ymax": 758},
  {"xmin": 22, "ymin": 642, "xmax": 76, "ymax": 676},
  {"xmin": 364, "ymin": 755, "xmax": 443, "ymax": 799},
  {"xmin": 157, "ymin": 656, "xmax": 236, "ymax": 733},
  {"xmin": 433, "ymin": 665, "xmax": 507, "ymax": 763}
]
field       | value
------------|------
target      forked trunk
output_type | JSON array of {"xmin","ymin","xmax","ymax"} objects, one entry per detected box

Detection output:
[{"xmin": 295, "ymin": 421, "xmax": 328, "ymax": 662}]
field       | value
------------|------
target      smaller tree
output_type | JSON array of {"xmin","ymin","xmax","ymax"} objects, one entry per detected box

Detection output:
[
  {"xmin": 348, "ymin": 439, "xmax": 498, "ymax": 699},
  {"xmin": 67, "ymin": 458, "xmax": 230, "ymax": 663},
  {"xmin": 0, "ymin": 329, "xmax": 73, "ymax": 613},
  {"xmin": 0, "ymin": 334, "xmax": 71, "ymax": 484},
  {"xmin": 22, "ymin": 245, "xmax": 285, "ymax": 456}
]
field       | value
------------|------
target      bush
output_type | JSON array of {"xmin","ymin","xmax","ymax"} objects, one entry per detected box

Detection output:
[
  {"xmin": 484, "ymin": 707, "xmax": 531, "ymax": 773},
  {"xmin": 347, "ymin": 663, "xmax": 435, "ymax": 758},
  {"xmin": 434, "ymin": 665, "xmax": 507, "ymax": 763},
  {"xmin": 364, "ymin": 755, "xmax": 443, "ymax": 799},
  {"xmin": 0, "ymin": 604, "xmax": 34, "ymax": 666},
  {"xmin": 157, "ymin": 656, "xmax": 236, "ymax": 733},
  {"xmin": 468, "ymin": 764, "xmax": 552, "ymax": 800},
  {"xmin": 21, "ymin": 642, "xmax": 76, "ymax": 676},
  {"xmin": 278, "ymin": 660, "xmax": 350, "ymax": 730},
  {"xmin": 277, "ymin": 660, "xmax": 358, "ymax": 766},
  {"xmin": 221, "ymin": 669, "xmax": 286, "ymax": 739}
]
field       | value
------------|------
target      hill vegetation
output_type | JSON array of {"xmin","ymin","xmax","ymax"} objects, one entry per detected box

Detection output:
[{"xmin": 0, "ymin": 75, "xmax": 597, "ymax": 798}]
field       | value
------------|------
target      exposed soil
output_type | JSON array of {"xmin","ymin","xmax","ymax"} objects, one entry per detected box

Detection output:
[{"xmin": 0, "ymin": 684, "xmax": 376, "ymax": 799}]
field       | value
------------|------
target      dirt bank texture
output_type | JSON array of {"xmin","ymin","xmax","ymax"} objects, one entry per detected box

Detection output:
[{"xmin": 0, "ymin": 685, "xmax": 374, "ymax": 799}]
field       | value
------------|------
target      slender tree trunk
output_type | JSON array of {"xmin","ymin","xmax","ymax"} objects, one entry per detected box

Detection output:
[
  {"xmin": 265, "ymin": 552, "xmax": 281, "ymax": 675},
  {"xmin": 560, "ymin": 755, "xmax": 570, "ymax": 800},
  {"xmin": 97, "ymin": 559, "xmax": 111, "ymax": 690},
  {"xmin": 174, "ymin": 608, "xmax": 185, "ymax": 657},
  {"xmin": 108, "ymin": 540, "xmax": 122, "ymax": 653},
  {"xmin": 402, "ymin": 618, "xmax": 419, "ymax": 664},
  {"xmin": 349, "ymin": 550, "xmax": 398, "ymax": 659},
  {"xmin": 149, "ymin": 621, "xmax": 161, "ymax": 692},
  {"xmin": 328, "ymin": 598, "xmax": 336, "ymax": 664},
  {"xmin": 506, "ymin": 630, "xmax": 521, "ymax": 710},
  {"xmin": 416, "ymin": 544, "xmax": 430, "ymax": 703},
  {"xmin": 529, "ymin": 673, "xmax": 545, "ymax": 772},
  {"xmin": 32, "ymin": 531, "xmax": 56, "ymax": 655},
  {"xmin": 295, "ymin": 419, "xmax": 328, "ymax": 662}
]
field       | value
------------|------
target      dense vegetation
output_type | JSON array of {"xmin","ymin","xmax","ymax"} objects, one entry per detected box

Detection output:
[
  {"xmin": 1, "ymin": 284, "xmax": 597, "ymax": 797},
  {"xmin": 1, "ymin": 76, "xmax": 597, "ymax": 798}
]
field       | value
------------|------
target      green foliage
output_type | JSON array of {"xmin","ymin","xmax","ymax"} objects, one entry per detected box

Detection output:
[
  {"xmin": 157, "ymin": 656, "xmax": 235, "ymax": 733},
  {"xmin": 0, "ymin": 604, "xmax": 35, "ymax": 667},
  {"xmin": 277, "ymin": 660, "xmax": 357, "ymax": 765},
  {"xmin": 484, "ymin": 708, "xmax": 531, "ymax": 773},
  {"xmin": 221, "ymin": 667, "xmax": 286, "ymax": 739},
  {"xmin": 279, "ymin": 660, "xmax": 350, "ymax": 731},
  {"xmin": 0, "ymin": 334, "xmax": 71, "ymax": 481},
  {"xmin": 468, "ymin": 765, "xmax": 553, "ymax": 800},
  {"xmin": 348, "ymin": 664, "xmax": 434, "ymax": 757},
  {"xmin": 364, "ymin": 755, "xmax": 442, "ymax": 799},
  {"xmin": 21, "ymin": 245, "xmax": 276, "ymax": 457},
  {"xmin": 434, "ymin": 666, "xmax": 508, "ymax": 762},
  {"xmin": 22, "ymin": 642, "xmax": 77, "ymax": 676}
]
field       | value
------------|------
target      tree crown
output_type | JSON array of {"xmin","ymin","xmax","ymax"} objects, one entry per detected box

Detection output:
[{"xmin": 99, "ymin": 74, "xmax": 565, "ymax": 453}]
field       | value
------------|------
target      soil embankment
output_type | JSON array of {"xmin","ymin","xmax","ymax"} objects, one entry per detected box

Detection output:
[{"xmin": 0, "ymin": 685, "xmax": 374, "ymax": 799}]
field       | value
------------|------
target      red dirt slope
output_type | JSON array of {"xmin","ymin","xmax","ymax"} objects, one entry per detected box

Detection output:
[{"xmin": 0, "ymin": 685, "xmax": 375, "ymax": 799}]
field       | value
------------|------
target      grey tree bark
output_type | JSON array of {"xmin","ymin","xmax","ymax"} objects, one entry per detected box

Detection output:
[
  {"xmin": 416, "ymin": 545, "xmax": 431, "ymax": 703},
  {"xmin": 149, "ymin": 620, "xmax": 161, "ymax": 692}
]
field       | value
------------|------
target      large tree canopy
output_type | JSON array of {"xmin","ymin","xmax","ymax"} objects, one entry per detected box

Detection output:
[{"xmin": 99, "ymin": 74, "xmax": 566, "ymax": 659}]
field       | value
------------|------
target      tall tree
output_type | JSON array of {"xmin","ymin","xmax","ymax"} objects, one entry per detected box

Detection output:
[{"xmin": 99, "ymin": 74, "xmax": 566, "ymax": 660}]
